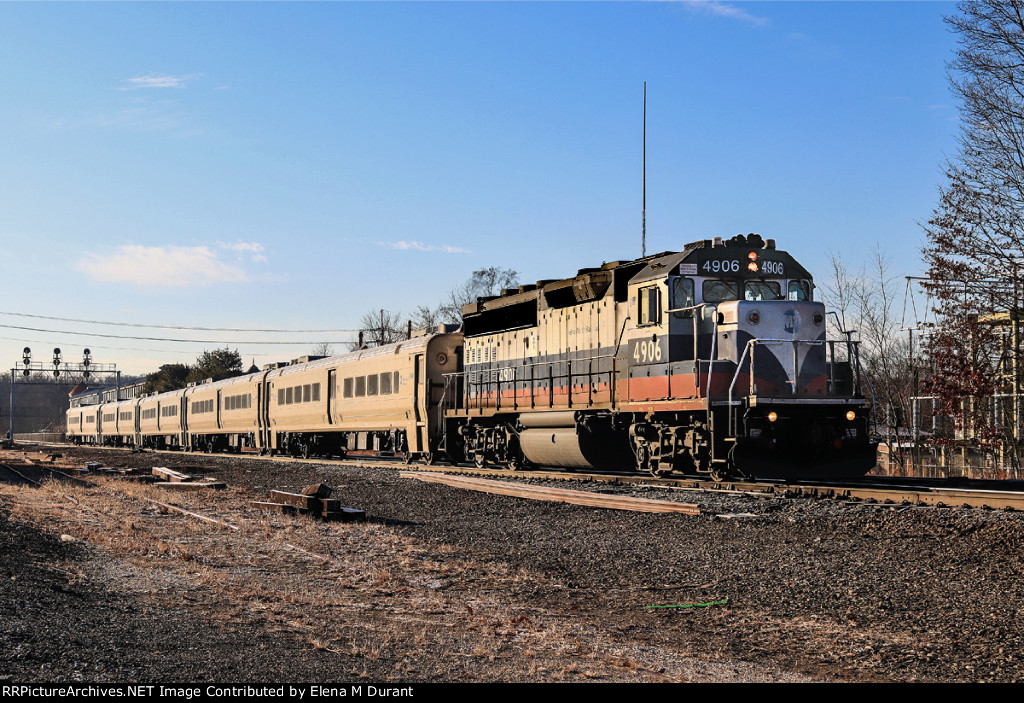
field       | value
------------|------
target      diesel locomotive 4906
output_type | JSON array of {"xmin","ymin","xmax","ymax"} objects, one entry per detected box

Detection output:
[{"xmin": 68, "ymin": 234, "xmax": 878, "ymax": 480}]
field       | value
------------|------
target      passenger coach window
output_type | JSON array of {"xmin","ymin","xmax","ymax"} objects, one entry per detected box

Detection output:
[
  {"xmin": 702, "ymin": 280, "xmax": 739, "ymax": 303},
  {"xmin": 638, "ymin": 285, "xmax": 661, "ymax": 325},
  {"xmin": 367, "ymin": 375, "xmax": 378, "ymax": 396},
  {"xmin": 356, "ymin": 377, "xmax": 366, "ymax": 397},
  {"xmin": 671, "ymin": 278, "xmax": 695, "ymax": 319},
  {"xmin": 744, "ymin": 281, "xmax": 783, "ymax": 301},
  {"xmin": 344, "ymin": 378, "xmax": 354, "ymax": 398},
  {"xmin": 789, "ymin": 280, "xmax": 811, "ymax": 301},
  {"xmin": 380, "ymin": 373, "xmax": 392, "ymax": 395}
]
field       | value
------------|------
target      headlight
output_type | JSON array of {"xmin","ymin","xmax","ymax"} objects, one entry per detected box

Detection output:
[
  {"xmin": 767, "ymin": 411, "xmax": 778, "ymax": 422},
  {"xmin": 846, "ymin": 410, "xmax": 856, "ymax": 421}
]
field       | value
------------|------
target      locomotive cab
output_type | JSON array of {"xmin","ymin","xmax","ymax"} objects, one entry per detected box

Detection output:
[{"xmin": 621, "ymin": 235, "xmax": 876, "ymax": 479}]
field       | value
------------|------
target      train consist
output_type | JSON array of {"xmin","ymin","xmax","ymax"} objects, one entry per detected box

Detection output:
[{"xmin": 67, "ymin": 235, "xmax": 878, "ymax": 479}]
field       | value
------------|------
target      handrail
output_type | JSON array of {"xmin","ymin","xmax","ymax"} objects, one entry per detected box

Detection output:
[{"xmin": 726, "ymin": 337, "xmax": 860, "ymax": 435}]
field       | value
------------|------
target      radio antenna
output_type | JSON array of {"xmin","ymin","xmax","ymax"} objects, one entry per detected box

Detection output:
[{"xmin": 642, "ymin": 81, "xmax": 647, "ymax": 258}]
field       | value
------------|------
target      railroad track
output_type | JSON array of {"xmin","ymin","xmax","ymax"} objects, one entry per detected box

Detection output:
[
  {"xmin": 0, "ymin": 462, "xmax": 42, "ymax": 487},
  {"xmin": 21, "ymin": 441, "xmax": 1024, "ymax": 512}
]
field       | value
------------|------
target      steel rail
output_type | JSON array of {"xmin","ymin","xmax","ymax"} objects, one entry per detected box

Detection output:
[{"xmin": 26, "ymin": 442, "xmax": 1024, "ymax": 511}]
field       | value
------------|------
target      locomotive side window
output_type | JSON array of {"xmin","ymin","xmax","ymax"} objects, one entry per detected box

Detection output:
[
  {"xmin": 702, "ymin": 280, "xmax": 739, "ymax": 303},
  {"xmin": 638, "ymin": 285, "xmax": 661, "ymax": 325},
  {"xmin": 789, "ymin": 280, "xmax": 811, "ymax": 301},
  {"xmin": 671, "ymin": 278, "xmax": 695, "ymax": 319},
  {"xmin": 744, "ymin": 280, "xmax": 782, "ymax": 301}
]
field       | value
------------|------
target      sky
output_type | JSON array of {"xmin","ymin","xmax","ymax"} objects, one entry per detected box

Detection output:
[{"xmin": 0, "ymin": 1, "xmax": 960, "ymax": 377}]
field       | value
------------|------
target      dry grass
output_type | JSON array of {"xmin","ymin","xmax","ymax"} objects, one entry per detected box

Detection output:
[{"xmin": 0, "ymin": 469, "xmax": 753, "ymax": 682}]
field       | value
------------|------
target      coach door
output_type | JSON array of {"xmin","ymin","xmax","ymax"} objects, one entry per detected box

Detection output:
[
  {"xmin": 327, "ymin": 369, "xmax": 337, "ymax": 425},
  {"xmin": 413, "ymin": 354, "xmax": 426, "ymax": 452}
]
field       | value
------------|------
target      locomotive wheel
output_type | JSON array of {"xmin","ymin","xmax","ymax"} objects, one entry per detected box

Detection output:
[
  {"xmin": 634, "ymin": 442, "xmax": 651, "ymax": 474},
  {"xmin": 474, "ymin": 453, "xmax": 486, "ymax": 469},
  {"xmin": 651, "ymin": 461, "xmax": 673, "ymax": 478}
]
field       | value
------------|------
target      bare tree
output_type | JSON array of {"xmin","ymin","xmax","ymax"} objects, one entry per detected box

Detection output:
[
  {"xmin": 310, "ymin": 341, "xmax": 335, "ymax": 357},
  {"xmin": 350, "ymin": 309, "xmax": 405, "ymax": 350},
  {"xmin": 435, "ymin": 267, "xmax": 520, "ymax": 324},
  {"xmin": 821, "ymin": 249, "xmax": 916, "ymax": 465},
  {"xmin": 409, "ymin": 304, "xmax": 442, "ymax": 331},
  {"xmin": 922, "ymin": 0, "xmax": 1024, "ymax": 461},
  {"xmin": 359, "ymin": 268, "xmax": 520, "ymax": 347}
]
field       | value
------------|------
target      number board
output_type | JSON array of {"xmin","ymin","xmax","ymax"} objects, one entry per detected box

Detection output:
[
  {"xmin": 677, "ymin": 248, "xmax": 809, "ymax": 280},
  {"xmin": 698, "ymin": 258, "xmax": 783, "ymax": 276}
]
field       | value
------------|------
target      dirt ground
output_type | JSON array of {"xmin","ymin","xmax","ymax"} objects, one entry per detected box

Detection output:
[{"xmin": 2, "ymin": 444, "xmax": 1022, "ymax": 683}]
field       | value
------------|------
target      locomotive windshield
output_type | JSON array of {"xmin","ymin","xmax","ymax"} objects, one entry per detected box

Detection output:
[
  {"xmin": 671, "ymin": 277, "xmax": 695, "ymax": 318},
  {"xmin": 788, "ymin": 280, "xmax": 811, "ymax": 301},
  {"xmin": 744, "ymin": 280, "xmax": 783, "ymax": 301},
  {"xmin": 703, "ymin": 280, "xmax": 739, "ymax": 303},
  {"xmin": 701, "ymin": 278, "xmax": 811, "ymax": 303}
]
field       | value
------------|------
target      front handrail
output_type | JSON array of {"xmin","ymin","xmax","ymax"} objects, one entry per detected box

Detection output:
[{"xmin": 726, "ymin": 337, "xmax": 864, "ymax": 435}]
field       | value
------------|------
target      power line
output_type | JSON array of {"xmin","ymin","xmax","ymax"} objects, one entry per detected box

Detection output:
[
  {"xmin": 0, "ymin": 310, "xmax": 358, "ymax": 334},
  {"xmin": 0, "ymin": 323, "xmax": 351, "ymax": 346},
  {"xmin": 0, "ymin": 335, "xmax": 311, "ymax": 358}
]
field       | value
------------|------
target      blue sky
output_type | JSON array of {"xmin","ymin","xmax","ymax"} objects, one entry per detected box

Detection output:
[{"xmin": 0, "ymin": 1, "xmax": 958, "ymax": 375}]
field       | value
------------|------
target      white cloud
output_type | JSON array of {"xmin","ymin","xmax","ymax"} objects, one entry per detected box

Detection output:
[
  {"xmin": 218, "ymin": 240, "xmax": 268, "ymax": 263},
  {"xmin": 682, "ymin": 1, "xmax": 768, "ymax": 27},
  {"xmin": 384, "ymin": 240, "xmax": 470, "ymax": 254},
  {"xmin": 75, "ymin": 244, "xmax": 253, "ymax": 287},
  {"xmin": 121, "ymin": 74, "xmax": 200, "ymax": 90}
]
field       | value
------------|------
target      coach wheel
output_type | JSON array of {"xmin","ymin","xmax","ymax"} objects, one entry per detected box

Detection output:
[
  {"xmin": 474, "ymin": 453, "xmax": 486, "ymax": 469},
  {"xmin": 301, "ymin": 444, "xmax": 310, "ymax": 460},
  {"xmin": 403, "ymin": 451, "xmax": 414, "ymax": 465},
  {"xmin": 424, "ymin": 452, "xmax": 435, "ymax": 466}
]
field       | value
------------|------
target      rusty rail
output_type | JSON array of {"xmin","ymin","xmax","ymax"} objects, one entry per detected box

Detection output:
[{"xmin": 402, "ymin": 471, "xmax": 699, "ymax": 514}]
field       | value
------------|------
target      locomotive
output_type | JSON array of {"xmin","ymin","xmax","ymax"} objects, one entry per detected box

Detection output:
[{"xmin": 67, "ymin": 234, "xmax": 878, "ymax": 480}]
